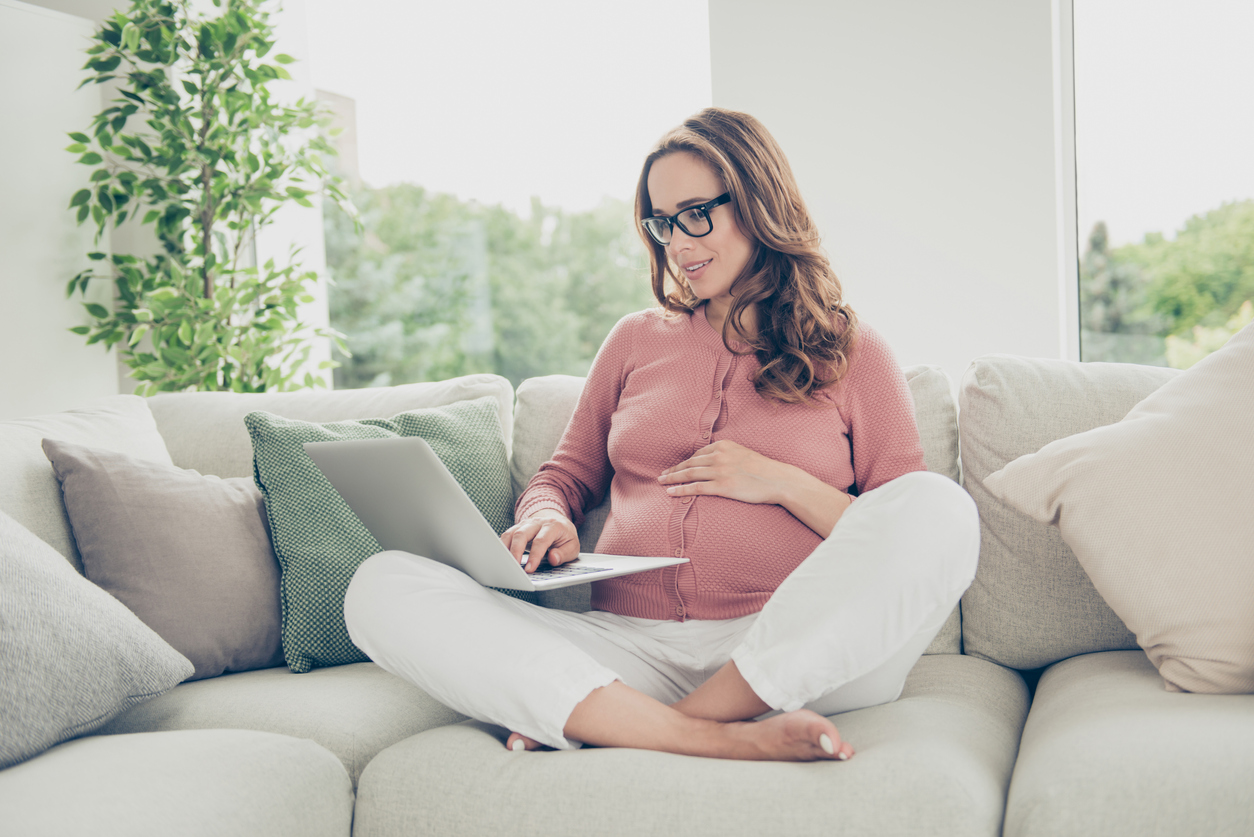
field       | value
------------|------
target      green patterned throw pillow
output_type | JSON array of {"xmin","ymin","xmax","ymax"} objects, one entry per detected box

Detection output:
[{"xmin": 246, "ymin": 396, "xmax": 534, "ymax": 673}]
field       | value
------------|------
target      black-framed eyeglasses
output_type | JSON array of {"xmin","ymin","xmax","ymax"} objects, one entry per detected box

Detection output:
[{"xmin": 641, "ymin": 193, "xmax": 732, "ymax": 245}]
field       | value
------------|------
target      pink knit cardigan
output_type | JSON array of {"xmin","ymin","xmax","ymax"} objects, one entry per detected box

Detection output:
[{"xmin": 516, "ymin": 307, "xmax": 926, "ymax": 621}]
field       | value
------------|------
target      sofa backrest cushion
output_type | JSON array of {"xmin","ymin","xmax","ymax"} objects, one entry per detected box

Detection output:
[
  {"xmin": 0, "ymin": 396, "xmax": 173, "ymax": 573},
  {"xmin": 147, "ymin": 374, "xmax": 515, "ymax": 479},
  {"xmin": 510, "ymin": 364, "xmax": 963, "ymax": 651},
  {"xmin": 958, "ymin": 355, "xmax": 1180, "ymax": 670}
]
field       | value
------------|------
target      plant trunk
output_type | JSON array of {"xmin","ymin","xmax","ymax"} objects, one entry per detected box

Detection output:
[{"xmin": 199, "ymin": 91, "xmax": 213, "ymax": 300}]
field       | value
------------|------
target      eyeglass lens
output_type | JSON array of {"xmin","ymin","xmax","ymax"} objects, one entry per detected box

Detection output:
[{"xmin": 644, "ymin": 207, "xmax": 712, "ymax": 244}]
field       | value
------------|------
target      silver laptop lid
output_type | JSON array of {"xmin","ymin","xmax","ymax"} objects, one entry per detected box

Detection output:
[{"xmin": 304, "ymin": 436, "xmax": 534, "ymax": 591}]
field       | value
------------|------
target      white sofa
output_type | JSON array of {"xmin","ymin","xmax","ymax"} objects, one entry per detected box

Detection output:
[{"xmin": 1, "ymin": 358, "xmax": 1251, "ymax": 837}]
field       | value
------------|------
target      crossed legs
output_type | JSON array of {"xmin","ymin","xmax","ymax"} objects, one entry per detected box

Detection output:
[{"xmin": 345, "ymin": 471, "xmax": 978, "ymax": 762}]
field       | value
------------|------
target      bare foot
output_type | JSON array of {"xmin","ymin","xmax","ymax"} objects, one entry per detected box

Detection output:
[
  {"xmin": 717, "ymin": 710, "xmax": 854, "ymax": 762},
  {"xmin": 560, "ymin": 681, "xmax": 854, "ymax": 762},
  {"xmin": 504, "ymin": 732, "xmax": 552, "ymax": 752}
]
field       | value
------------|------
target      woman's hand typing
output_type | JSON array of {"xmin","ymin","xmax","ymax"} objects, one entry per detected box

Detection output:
[
  {"xmin": 659, "ymin": 440, "xmax": 854, "ymax": 538},
  {"xmin": 500, "ymin": 511, "xmax": 581, "ymax": 574}
]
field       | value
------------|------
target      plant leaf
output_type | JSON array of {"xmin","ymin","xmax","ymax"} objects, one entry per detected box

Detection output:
[{"xmin": 122, "ymin": 22, "xmax": 140, "ymax": 51}]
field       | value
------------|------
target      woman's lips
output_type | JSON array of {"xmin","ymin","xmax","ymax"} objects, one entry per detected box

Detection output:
[{"xmin": 683, "ymin": 258, "xmax": 712, "ymax": 281}]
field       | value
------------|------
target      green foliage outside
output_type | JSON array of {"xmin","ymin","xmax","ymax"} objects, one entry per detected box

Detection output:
[
  {"xmin": 325, "ymin": 184, "xmax": 656, "ymax": 389},
  {"xmin": 66, "ymin": 0, "xmax": 351, "ymax": 395},
  {"xmin": 1080, "ymin": 200, "xmax": 1254, "ymax": 368}
]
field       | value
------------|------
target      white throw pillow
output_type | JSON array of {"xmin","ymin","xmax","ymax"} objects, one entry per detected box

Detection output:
[{"xmin": 984, "ymin": 322, "xmax": 1254, "ymax": 694}]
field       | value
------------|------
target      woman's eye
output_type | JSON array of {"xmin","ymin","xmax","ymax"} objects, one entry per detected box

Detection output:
[{"xmin": 680, "ymin": 208, "xmax": 704, "ymax": 225}]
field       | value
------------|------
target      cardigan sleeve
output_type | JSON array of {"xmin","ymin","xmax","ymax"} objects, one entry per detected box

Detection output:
[
  {"xmin": 837, "ymin": 323, "xmax": 927, "ymax": 494},
  {"xmin": 514, "ymin": 313, "xmax": 638, "ymax": 526}
]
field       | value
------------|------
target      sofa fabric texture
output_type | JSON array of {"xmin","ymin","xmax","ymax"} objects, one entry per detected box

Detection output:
[
  {"xmin": 0, "ymin": 510, "xmax": 192, "ymax": 770},
  {"xmin": 98, "ymin": 662, "xmax": 467, "ymax": 786},
  {"xmin": 147, "ymin": 373, "xmax": 516, "ymax": 480},
  {"xmin": 0, "ymin": 396, "xmax": 174, "ymax": 573},
  {"xmin": 985, "ymin": 322, "xmax": 1254, "ymax": 693},
  {"xmin": 0, "ymin": 730, "xmax": 354, "ymax": 837},
  {"xmin": 246, "ymin": 396, "xmax": 521, "ymax": 673},
  {"xmin": 1004, "ymin": 651, "xmax": 1254, "ymax": 837},
  {"xmin": 352, "ymin": 654, "xmax": 1028, "ymax": 837},
  {"xmin": 957, "ymin": 355, "xmax": 1179, "ymax": 670},
  {"xmin": 41, "ymin": 438, "xmax": 284, "ymax": 680}
]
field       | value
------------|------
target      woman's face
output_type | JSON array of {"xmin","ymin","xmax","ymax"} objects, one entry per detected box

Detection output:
[{"xmin": 646, "ymin": 152, "xmax": 754, "ymax": 310}]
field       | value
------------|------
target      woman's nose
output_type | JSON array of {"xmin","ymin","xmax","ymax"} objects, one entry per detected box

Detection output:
[{"xmin": 666, "ymin": 226, "xmax": 694, "ymax": 256}]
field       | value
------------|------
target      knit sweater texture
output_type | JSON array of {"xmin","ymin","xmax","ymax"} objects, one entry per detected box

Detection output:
[{"xmin": 515, "ymin": 306, "xmax": 927, "ymax": 621}]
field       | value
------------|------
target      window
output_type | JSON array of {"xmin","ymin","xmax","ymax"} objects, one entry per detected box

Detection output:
[
  {"xmin": 306, "ymin": 1, "xmax": 712, "ymax": 387},
  {"xmin": 1074, "ymin": 0, "xmax": 1254, "ymax": 367}
]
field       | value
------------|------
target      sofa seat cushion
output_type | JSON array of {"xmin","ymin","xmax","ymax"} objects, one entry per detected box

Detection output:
[
  {"xmin": 353, "ymin": 654, "xmax": 1028, "ymax": 837},
  {"xmin": 1004, "ymin": 650, "xmax": 1254, "ymax": 837},
  {"xmin": 95, "ymin": 662, "xmax": 466, "ymax": 786},
  {"xmin": 0, "ymin": 729, "xmax": 353, "ymax": 837}
]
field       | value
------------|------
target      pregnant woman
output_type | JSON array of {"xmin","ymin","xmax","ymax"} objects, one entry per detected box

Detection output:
[{"xmin": 344, "ymin": 107, "xmax": 979, "ymax": 761}]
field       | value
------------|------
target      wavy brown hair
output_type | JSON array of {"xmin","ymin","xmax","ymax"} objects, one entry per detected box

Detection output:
[{"xmin": 635, "ymin": 107, "xmax": 857, "ymax": 404}]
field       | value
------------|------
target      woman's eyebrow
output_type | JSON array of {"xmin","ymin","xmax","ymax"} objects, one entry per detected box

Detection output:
[{"xmin": 654, "ymin": 196, "xmax": 714, "ymax": 215}]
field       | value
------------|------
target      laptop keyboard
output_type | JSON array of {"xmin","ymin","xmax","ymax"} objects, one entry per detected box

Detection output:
[{"xmin": 530, "ymin": 563, "xmax": 608, "ymax": 578}]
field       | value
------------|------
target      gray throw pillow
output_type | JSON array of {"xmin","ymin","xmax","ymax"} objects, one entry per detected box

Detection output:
[
  {"xmin": 42, "ymin": 439, "xmax": 284, "ymax": 681},
  {"xmin": 0, "ymin": 510, "xmax": 193, "ymax": 769},
  {"xmin": 246, "ymin": 396, "xmax": 528, "ymax": 674}
]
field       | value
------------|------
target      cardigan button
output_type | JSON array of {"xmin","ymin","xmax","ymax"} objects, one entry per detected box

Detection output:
[
  {"xmin": 700, "ymin": 430, "xmax": 710, "ymax": 439},
  {"xmin": 674, "ymin": 549, "xmax": 682, "ymax": 557},
  {"xmin": 682, "ymin": 496, "xmax": 693, "ymax": 504}
]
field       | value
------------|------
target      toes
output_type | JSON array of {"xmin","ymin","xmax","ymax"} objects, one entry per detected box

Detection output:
[
  {"xmin": 808, "ymin": 716, "xmax": 853, "ymax": 761},
  {"xmin": 505, "ymin": 732, "xmax": 540, "ymax": 752},
  {"xmin": 823, "ymin": 730, "xmax": 854, "ymax": 761}
]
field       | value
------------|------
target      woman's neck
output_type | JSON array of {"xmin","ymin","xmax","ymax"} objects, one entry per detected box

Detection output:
[{"xmin": 704, "ymin": 298, "xmax": 756, "ymax": 342}]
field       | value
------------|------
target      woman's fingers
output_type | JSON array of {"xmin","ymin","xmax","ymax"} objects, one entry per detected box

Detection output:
[
  {"xmin": 658, "ymin": 440, "xmax": 785, "ymax": 505},
  {"xmin": 660, "ymin": 466, "xmax": 716, "ymax": 489},
  {"xmin": 501, "ymin": 514, "xmax": 580, "ymax": 573},
  {"xmin": 524, "ymin": 523, "xmax": 563, "ymax": 573},
  {"xmin": 501, "ymin": 519, "xmax": 541, "ymax": 563}
]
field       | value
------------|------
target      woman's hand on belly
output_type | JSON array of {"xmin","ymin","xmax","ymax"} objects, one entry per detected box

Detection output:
[
  {"xmin": 501, "ymin": 511, "xmax": 582, "ymax": 574},
  {"xmin": 658, "ymin": 440, "xmax": 853, "ymax": 538},
  {"xmin": 659, "ymin": 440, "xmax": 797, "ymax": 505}
]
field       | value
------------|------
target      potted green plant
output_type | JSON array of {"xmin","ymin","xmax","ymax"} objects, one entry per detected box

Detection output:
[{"xmin": 66, "ymin": 0, "xmax": 354, "ymax": 394}]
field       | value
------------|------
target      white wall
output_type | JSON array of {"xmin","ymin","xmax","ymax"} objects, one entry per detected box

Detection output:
[
  {"xmin": 0, "ymin": 0, "xmax": 118, "ymax": 419},
  {"xmin": 709, "ymin": 0, "xmax": 1078, "ymax": 387}
]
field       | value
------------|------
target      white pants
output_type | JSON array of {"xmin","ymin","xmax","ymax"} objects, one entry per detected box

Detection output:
[{"xmin": 343, "ymin": 470, "xmax": 979, "ymax": 750}]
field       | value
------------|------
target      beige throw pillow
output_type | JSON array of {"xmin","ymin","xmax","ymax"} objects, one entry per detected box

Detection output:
[
  {"xmin": 42, "ymin": 439, "xmax": 283, "ymax": 680},
  {"xmin": 984, "ymin": 322, "xmax": 1254, "ymax": 694}
]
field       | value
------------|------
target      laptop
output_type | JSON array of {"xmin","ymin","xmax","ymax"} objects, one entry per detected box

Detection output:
[{"xmin": 304, "ymin": 437, "xmax": 688, "ymax": 591}]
